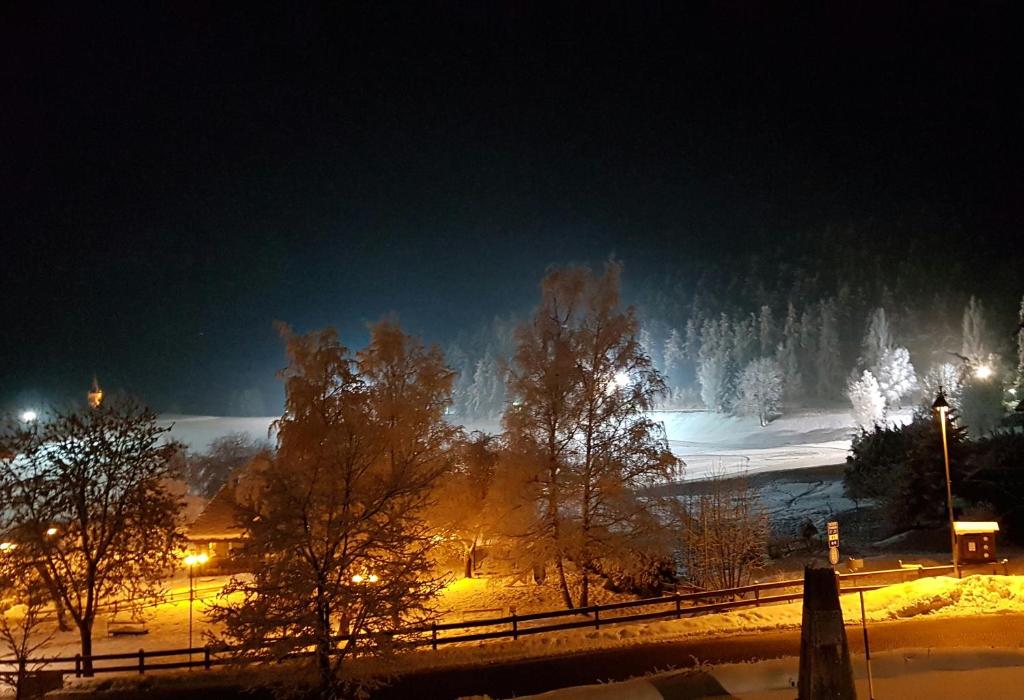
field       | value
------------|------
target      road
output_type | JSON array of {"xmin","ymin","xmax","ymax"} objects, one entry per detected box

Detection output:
[
  {"xmin": 49, "ymin": 613, "xmax": 1024, "ymax": 699},
  {"xmin": 373, "ymin": 613, "xmax": 1024, "ymax": 699}
]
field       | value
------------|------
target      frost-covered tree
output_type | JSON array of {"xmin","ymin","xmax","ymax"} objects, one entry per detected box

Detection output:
[
  {"xmin": 848, "ymin": 370, "xmax": 885, "ymax": 429},
  {"xmin": 961, "ymin": 296, "xmax": 987, "ymax": 365},
  {"xmin": 799, "ymin": 307, "xmax": 819, "ymax": 394},
  {"xmin": 698, "ymin": 317, "xmax": 734, "ymax": 412},
  {"xmin": 427, "ymin": 432, "xmax": 499, "ymax": 578},
  {"xmin": 210, "ymin": 322, "xmax": 455, "ymax": 699},
  {"xmin": 187, "ymin": 432, "xmax": 270, "ymax": 499},
  {"xmin": 921, "ymin": 362, "xmax": 965, "ymax": 407},
  {"xmin": 662, "ymin": 327, "xmax": 687, "ymax": 395},
  {"xmin": 875, "ymin": 346, "xmax": 918, "ymax": 408},
  {"xmin": 758, "ymin": 305, "xmax": 776, "ymax": 357},
  {"xmin": 503, "ymin": 263, "xmax": 679, "ymax": 609},
  {"xmin": 1016, "ymin": 295, "xmax": 1024, "ymax": 389},
  {"xmin": 465, "ymin": 350, "xmax": 504, "ymax": 419},
  {"xmin": 861, "ymin": 307, "xmax": 892, "ymax": 373},
  {"xmin": 731, "ymin": 313, "xmax": 758, "ymax": 371},
  {"xmin": 735, "ymin": 358, "xmax": 783, "ymax": 426},
  {"xmin": 815, "ymin": 299, "xmax": 843, "ymax": 399},
  {"xmin": 777, "ymin": 303, "xmax": 802, "ymax": 397},
  {"xmin": 959, "ymin": 375, "xmax": 1005, "ymax": 438},
  {"xmin": 0, "ymin": 563, "xmax": 55, "ymax": 699},
  {"xmin": 0, "ymin": 401, "xmax": 184, "ymax": 676}
]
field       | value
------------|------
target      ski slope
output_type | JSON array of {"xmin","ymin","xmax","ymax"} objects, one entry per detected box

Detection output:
[{"xmin": 161, "ymin": 408, "xmax": 912, "ymax": 478}]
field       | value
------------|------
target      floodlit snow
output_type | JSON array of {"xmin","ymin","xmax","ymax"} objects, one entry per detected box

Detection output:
[
  {"xmin": 158, "ymin": 415, "xmax": 277, "ymax": 451},
  {"xmin": 652, "ymin": 408, "xmax": 913, "ymax": 478},
  {"xmin": 161, "ymin": 407, "xmax": 898, "ymax": 477}
]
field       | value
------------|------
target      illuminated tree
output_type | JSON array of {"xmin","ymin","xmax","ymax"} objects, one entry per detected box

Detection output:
[
  {"xmin": 847, "ymin": 370, "xmax": 885, "ymax": 429},
  {"xmin": 0, "ymin": 561, "xmax": 56, "ymax": 699},
  {"xmin": 875, "ymin": 346, "xmax": 919, "ymax": 408},
  {"xmin": 961, "ymin": 295, "xmax": 988, "ymax": 365},
  {"xmin": 503, "ymin": 263, "xmax": 678, "ymax": 609},
  {"xmin": 0, "ymin": 400, "xmax": 184, "ymax": 676},
  {"xmin": 427, "ymin": 432, "xmax": 499, "ymax": 578},
  {"xmin": 736, "ymin": 357, "xmax": 783, "ymax": 426},
  {"xmin": 210, "ymin": 322, "xmax": 455, "ymax": 699}
]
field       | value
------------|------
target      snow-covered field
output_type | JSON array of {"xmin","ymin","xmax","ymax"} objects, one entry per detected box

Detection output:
[{"xmin": 163, "ymin": 407, "xmax": 912, "ymax": 478}]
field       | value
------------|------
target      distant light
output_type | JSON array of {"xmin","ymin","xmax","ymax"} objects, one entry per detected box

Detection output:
[
  {"xmin": 351, "ymin": 574, "xmax": 364, "ymax": 584},
  {"xmin": 368, "ymin": 574, "xmax": 379, "ymax": 583},
  {"xmin": 975, "ymin": 365, "xmax": 994, "ymax": 380},
  {"xmin": 45, "ymin": 527, "xmax": 58, "ymax": 537},
  {"xmin": 0, "ymin": 542, "xmax": 16, "ymax": 552},
  {"xmin": 614, "ymin": 371, "xmax": 630, "ymax": 388},
  {"xmin": 20, "ymin": 410, "xmax": 37, "ymax": 422},
  {"xmin": 184, "ymin": 552, "xmax": 209, "ymax": 567}
]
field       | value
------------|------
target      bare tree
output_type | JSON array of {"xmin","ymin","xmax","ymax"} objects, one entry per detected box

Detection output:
[
  {"xmin": 209, "ymin": 322, "xmax": 455, "ymax": 700},
  {"xmin": 0, "ymin": 564, "xmax": 56, "ymax": 700},
  {"xmin": 676, "ymin": 472, "xmax": 768, "ymax": 590},
  {"xmin": 0, "ymin": 400, "xmax": 184, "ymax": 676},
  {"xmin": 187, "ymin": 432, "xmax": 270, "ymax": 499},
  {"xmin": 735, "ymin": 357, "xmax": 783, "ymax": 427}
]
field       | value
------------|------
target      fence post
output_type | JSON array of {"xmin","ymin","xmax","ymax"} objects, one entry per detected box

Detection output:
[
  {"xmin": 74, "ymin": 653, "xmax": 82, "ymax": 678},
  {"xmin": 431, "ymin": 623, "xmax": 437, "ymax": 651},
  {"xmin": 138, "ymin": 648, "xmax": 145, "ymax": 674},
  {"xmin": 204, "ymin": 645, "xmax": 211, "ymax": 670},
  {"xmin": 512, "ymin": 613, "xmax": 518, "ymax": 640},
  {"xmin": 755, "ymin": 588, "xmax": 760, "ymax": 607},
  {"xmin": 675, "ymin": 595, "xmax": 681, "ymax": 619},
  {"xmin": 594, "ymin": 607, "xmax": 600, "ymax": 630}
]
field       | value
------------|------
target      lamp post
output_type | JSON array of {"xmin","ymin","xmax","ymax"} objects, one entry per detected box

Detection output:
[
  {"xmin": 931, "ymin": 388, "xmax": 959, "ymax": 578},
  {"xmin": 183, "ymin": 552, "xmax": 209, "ymax": 667}
]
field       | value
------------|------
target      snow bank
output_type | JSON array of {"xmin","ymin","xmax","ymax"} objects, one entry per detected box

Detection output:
[{"xmin": 855, "ymin": 575, "xmax": 1024, "ymax": 621}]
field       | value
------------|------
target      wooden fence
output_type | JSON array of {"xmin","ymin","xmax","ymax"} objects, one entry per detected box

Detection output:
[{"xmin": 0, "ymin": 563, "xmax": 961, "ymax": 677}]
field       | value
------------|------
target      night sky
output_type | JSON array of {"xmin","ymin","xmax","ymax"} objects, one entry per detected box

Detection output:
[{"xmin": 3, "ymin": 3, "xmax": 1020, "ymax": 414}]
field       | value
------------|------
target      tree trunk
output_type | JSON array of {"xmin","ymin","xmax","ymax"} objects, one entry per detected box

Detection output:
[
  {"xmin": 464, "ymin": 550, "xmax": 474, "ymax": 579},
  {"xmin": 555, "ymin": 555, "xmax": 575, "ymax": 609},
  {"xmin": 79, "ymin": 619, "xmax": 94, "ymax": 677}
]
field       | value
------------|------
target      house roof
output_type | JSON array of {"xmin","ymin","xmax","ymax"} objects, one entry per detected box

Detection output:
[
  {"xmin": 185, "ymin": 455, "xmax": 269, "ymax": 542},
  {"xmin": 953, "ymin": 521, "xmax": 999, "ymax": 535}
]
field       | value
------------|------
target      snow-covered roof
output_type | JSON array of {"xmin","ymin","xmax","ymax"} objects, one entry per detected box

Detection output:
[{"xmin": 953, "ymin": 521, "xmax": 999, "ymax": 535}]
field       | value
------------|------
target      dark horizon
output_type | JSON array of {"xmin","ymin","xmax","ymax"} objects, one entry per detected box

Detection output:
[{"xmin": 4, "ymin": 2, "xmax": 1021, "ymax": 415}]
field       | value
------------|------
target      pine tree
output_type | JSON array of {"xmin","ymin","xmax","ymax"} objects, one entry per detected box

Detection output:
[
  {"xmin": 815, "ymin": 299, "xmax": 842, "ymax": 399},
  {"xmin": 861, "ymin": 307, "xmax": 892, "ymax": 372},
  {"xmin": 875, "ymin": 346, "xmax": 918, "ymax": 409},
  {"xmin": 662, "ymin": 327, "xmax": 686, "ymax": 396},
  {"xmin": 758, "ymin": 305, "xmax": 776, "ymax": 356},
  {"xmin": 777, "ymin": 303, "xmax": 802, "ymax": 398},
  {"xmin": 961, "ymin": 295, "xmax": 987, "ymax": 364},
  {"xmin": 698, "ymin": 316, "xmax": 734, "ymax": 412}
]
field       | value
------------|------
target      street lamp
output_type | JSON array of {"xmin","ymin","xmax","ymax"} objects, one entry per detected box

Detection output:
[
  {"xmin": 183, "ymin": 552, "xmax": 209, "ymax": 667},
  {"xmin": 931, "ymin": 388, "xmax": 959, "ymax": 578}
]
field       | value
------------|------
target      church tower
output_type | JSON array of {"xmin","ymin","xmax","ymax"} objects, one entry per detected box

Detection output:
[{"xmin": 88, "ymin": 376, "xmax": 103, "ymax": 408}]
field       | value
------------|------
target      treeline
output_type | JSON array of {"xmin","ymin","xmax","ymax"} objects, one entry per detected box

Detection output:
[{"xmin": 447, "ymin": 245, "xmax": 1024, "ymax": 425}]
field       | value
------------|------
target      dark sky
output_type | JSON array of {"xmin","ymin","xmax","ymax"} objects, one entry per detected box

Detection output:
[{"xmin": 2, "ymin": 2, "xmax": 1021, "ymax": 414}]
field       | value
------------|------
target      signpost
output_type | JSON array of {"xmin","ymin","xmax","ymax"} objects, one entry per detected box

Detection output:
[{"xmin": 827, "ymin": 520, "xmax": 840, "ymax": 566}]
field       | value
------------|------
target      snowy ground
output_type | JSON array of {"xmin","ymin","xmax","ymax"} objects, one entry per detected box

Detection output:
[{"xmin": 161, "ymin": 407, "xmax": 904, "ymax": 480}]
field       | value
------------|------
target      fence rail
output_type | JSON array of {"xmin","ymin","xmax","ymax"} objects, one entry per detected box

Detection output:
[{"xmin": 0, "ymin": 563, "xmax": 966, "ymax": 677}]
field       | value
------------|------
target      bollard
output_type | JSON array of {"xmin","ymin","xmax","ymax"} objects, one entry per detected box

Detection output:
[{"xmin": 797, "ymin": 567, "xmax": 855, "ymax": 700}]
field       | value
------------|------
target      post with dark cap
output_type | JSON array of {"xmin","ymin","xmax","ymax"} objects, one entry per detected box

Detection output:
[{"xmin": 797, "ymin": 566, "xmax": 856, "ymax": 699}]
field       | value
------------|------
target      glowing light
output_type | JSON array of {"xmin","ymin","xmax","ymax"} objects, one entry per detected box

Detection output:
[
  {"xmin": 351, "ymin": 574, "xmax": 364, "ymax": 584},
  {"xmin": 184, "ymin": 552, "xmax": 209, "ymax": 567},
  {"xmin": 368, "ymin": 574, "xmax": 379, "ymax": 583},
  {"xmin": 20, "ymin": 410, "xmax": 37, "ymax": 422},
  {"xmin": 0, "ymin": 542, "xmax": 16, "ymax": 552},
  {"xmin": 614, "ymin": 371, "xmax": 630, "ymax": 388},
  {"xmin": 975, "ymin": 365, "xmax": 994, "ymax": 380},
  {"xmin": 45, "ymin": 527, "xmax": 58, "ymax": 536}
]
